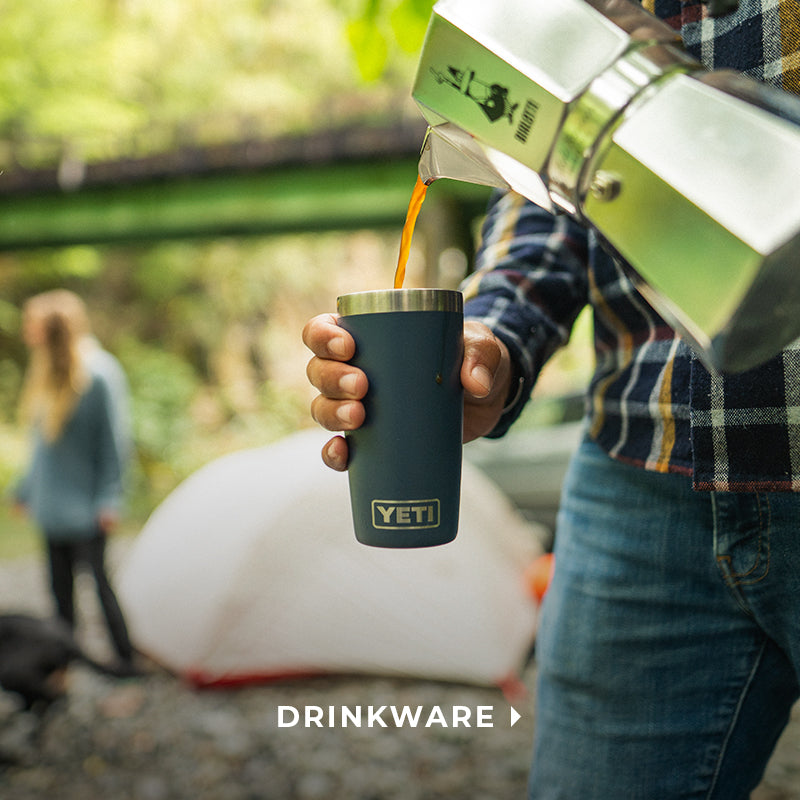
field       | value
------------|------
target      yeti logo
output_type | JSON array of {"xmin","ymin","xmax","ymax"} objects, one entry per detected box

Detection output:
[{"xmin": 372, "ymin": 499, "xmax": 441, "ymax": 529}]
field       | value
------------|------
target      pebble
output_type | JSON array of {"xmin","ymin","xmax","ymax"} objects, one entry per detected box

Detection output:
[{"xmin": 0, "ymin": 541, "xmax": 798, "ymax": 799}]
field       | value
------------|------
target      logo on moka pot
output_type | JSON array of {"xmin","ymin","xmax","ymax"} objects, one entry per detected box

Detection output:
[
  {"xmin": 429, "ymin": 64, "xmax": 540, "ymax": 144},
  {"xmin": 371, "ymin": 499, "xmax": 441, "ymax": 530}
]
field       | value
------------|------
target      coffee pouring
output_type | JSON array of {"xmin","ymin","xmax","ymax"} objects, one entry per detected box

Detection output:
[{"xmin": 413, "ymin": 0, "xmax": 800, "ymax": 373}]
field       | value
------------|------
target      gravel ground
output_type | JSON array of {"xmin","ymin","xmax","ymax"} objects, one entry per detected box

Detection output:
[{"xmin": 0, "ymin": 539, "xmax": 799, "ymax": 800}]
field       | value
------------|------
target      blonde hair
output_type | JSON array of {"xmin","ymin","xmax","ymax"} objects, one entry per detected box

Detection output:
[{"xmin": 19, "ymin": 290, "xmax": 92, "ymax": 441}]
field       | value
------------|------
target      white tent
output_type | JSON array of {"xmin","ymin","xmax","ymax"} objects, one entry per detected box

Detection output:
[{"xmin": 117, "ymin": 429, "xmax": 542, "ymax": 689}]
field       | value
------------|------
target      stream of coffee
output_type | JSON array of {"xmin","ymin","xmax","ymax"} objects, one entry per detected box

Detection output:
[{"xmin": 393, "ymin": 175, "xmax": 429, "ymax": 289}]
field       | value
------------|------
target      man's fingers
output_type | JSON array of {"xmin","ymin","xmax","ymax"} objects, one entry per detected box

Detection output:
[
  {"xmin": 302, "ymin": 313, "xmax": 354, "ymax": 361},
  {"xmin": 461, "ymin": 320, "xmax": 506, "ymax": 401},
  {"xmin": 459, "ymin": 320, "xmax": 513, "ymax": 443},
  {"xmin": 304, "ymin": 313, "xmax": 363, "ymax": 472},
  {"xmin": 321, "ymin": 435, "xmax": 349, "ymax": 472},
  {"xmin": 306, "ymin": 356, "xmax": 367, "ymax": 400},
  {"xmin": 310, "ymin": 395, "xmax": 366, "ymax": 432}
]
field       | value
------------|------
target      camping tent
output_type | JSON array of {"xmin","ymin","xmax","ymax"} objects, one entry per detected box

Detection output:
[{"xmin": 117, "ymin": 429, "xmax": 543, "ymax": 688}]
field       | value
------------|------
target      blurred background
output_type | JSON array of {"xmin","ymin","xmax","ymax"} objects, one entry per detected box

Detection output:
[{"xmin": 0, "ymin": 0, "xmax": 592, "ymax": 554}]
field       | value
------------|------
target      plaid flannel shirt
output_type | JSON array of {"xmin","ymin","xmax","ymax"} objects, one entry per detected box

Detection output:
[{"xmin": 463, "ymin": 0, "xmax": 800, "ymax": 491}]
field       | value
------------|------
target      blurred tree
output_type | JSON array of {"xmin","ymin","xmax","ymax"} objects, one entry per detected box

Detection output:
[
  {"xmin": 0, "ymin": 0, "xmax": 422, "ymax": 169},
  {"xmin": 340, "ymin": 0, "xmax": 433, "ymax": 81}
]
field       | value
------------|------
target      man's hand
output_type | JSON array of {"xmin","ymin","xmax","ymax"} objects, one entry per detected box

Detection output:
[
  {"xmin": 303, "ymin": 314, "xmax": 513, "ymax": 471},
  {"xmin": 303, "ymin": 313, "xmax": 368, "ymax": 471},
  {"xmin": 460, "ymin": 319, "xmax": 514, "ymax": 442}
]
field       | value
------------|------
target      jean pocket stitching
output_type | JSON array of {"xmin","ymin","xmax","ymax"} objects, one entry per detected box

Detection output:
[{"xmin": 716, "ymin": 494, "xmax": 771, "ymax": 587}]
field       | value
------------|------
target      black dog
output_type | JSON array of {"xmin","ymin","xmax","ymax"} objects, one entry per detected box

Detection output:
[{"xmin": 0, "ymin": 612, "xmax": 128, "ymax": 714}]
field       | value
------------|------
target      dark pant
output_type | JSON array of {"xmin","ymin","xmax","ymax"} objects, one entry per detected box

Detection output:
[{"xmin": 46, "ymin": 532, "xmax": 133, "ymax": 662}]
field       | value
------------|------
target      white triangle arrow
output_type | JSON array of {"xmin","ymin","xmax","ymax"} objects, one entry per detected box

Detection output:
[{"xmin": 510, "ymin": 706, "xmax": 522, "ymax": 727}]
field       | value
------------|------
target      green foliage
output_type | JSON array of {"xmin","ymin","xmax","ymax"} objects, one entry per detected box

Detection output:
[
  {"xmin": 347, "ymin": 15, "xmax": 391, "ymax": 83},
  {"xmin": 390, "ymin": 0, "xmax": 435, "ymax": 53},
  {"xmin": 117, "ymin": 339, "xmax": 199, "ymax": 464},
  {"xmin": 114, "ymin": 338, "xmax": 201, "ymax": 515},
  {"xmin": 345, "ymin": 0, "xmax": 434, "ymax": 81},
  {"xmin": 0, "ymin": 502, "xmax": 39, "ymax": 561},
  {"xmin": 0, "ymin": 0, "xmax": 395, "ymax": 167},
  {"xmin": 0, "ymin": 0, "xmax": 143, "ymax": 164},
  {"xmin": 0, "ymin": 359, "xmax": 23, "ymax": 424},
  {"xmin": 0, "ymin": 300, "xmax": 21, "ymax": 339}
]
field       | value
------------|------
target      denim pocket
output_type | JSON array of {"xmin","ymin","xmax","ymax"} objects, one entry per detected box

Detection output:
[{"xmin": 713, "ymin": 492, "xmax": 771, "ymax": 618}]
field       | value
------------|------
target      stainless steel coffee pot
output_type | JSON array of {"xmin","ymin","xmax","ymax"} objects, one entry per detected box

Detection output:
[{"xmin": 413, "ymin": 0, "xmax": 800, "ymax": 372}]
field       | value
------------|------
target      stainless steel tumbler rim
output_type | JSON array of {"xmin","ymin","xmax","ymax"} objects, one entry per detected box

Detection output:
[{"xmin": 337, "ymin": 288, "xmax": 463, "ymax": 316}]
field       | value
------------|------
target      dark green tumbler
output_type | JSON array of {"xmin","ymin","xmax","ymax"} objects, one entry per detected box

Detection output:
[{"xmin": 337, "ymin": 289, "xmax": 464, "ymax": 548}]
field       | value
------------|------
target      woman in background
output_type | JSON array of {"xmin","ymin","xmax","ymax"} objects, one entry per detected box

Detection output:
[{"xmin": 14, "ymin": 289, "xmax": 136, "ymax": 673}]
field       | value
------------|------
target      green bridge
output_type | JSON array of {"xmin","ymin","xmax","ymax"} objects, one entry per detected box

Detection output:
[{"xmin": 0, "ymin": 122, "xmax": 491, "ymax": 257}]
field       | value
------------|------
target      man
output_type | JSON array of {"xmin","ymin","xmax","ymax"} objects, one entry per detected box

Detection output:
[{"xmin": 304, "ymin": 0, "xmax": 800, "ymax": 795}]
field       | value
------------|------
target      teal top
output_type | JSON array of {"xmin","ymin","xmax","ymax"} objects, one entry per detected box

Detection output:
[{"xmin": 15, "ymin": 350, "xmax": 131, "ymax": 540}]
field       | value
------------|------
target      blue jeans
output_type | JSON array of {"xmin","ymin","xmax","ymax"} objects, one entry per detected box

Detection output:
[{"xmin": 529, "ymin": 436, "xmax": 800, "ymax": 799}]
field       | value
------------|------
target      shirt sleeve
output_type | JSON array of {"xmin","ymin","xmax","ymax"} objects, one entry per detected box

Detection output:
[
  {"xmin": 461, "ymin": 190, "xmax": 591, "ymax": 437},
  {"xmin": 90, "ymin": 374, "xmax": 125, "ymax": 516}
]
